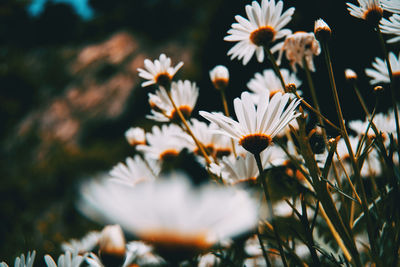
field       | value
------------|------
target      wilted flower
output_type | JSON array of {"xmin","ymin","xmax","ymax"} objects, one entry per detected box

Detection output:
[
  {"xmin": 278, "ymin": 31, "xmax": 321, "ymax": 72},
  {"xmin": 137, "ymin": 54, "xmax": 183, "ymax": 88},
  {"xmin": 224, "ymin": 0, "xmax": 295, "ymax": 65}
]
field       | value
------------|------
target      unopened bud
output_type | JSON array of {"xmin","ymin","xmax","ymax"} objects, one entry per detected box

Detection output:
[
  {"xmin": 344, "ymin": 68, "xmax": 357, "ymax": 82},
  {"xmin": 209, "ymin": 65, "xmax": 229, "ymax": 90},
  {"xmin": 314, "ymin": 19, "xmax": 331, "ymax": 42},
  {"xmin": 125, "ymin": 127, "xmax": 146, "ymax": 146},
  {"xmin": 286, "ymin": 83, "xmax": 297, "ymax": 93},
  {"xmin": 374, "ymin": 85, "xmax": 384, "ymax": 93}
]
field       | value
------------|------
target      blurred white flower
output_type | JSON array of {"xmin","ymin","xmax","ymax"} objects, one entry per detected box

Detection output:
[
  {"xmin": 61, "ymin": 231, "xmax": 101, "ymax": 255},
  {"xmin": 224, "ymin": 0, "xmax": 295, "ymax": 65},
  {"xmin": 44, "ymin": 251, "xmax": 84, "ymax": 267},
  {"xmin": 124, "ymin": 127, "xmax": 146, "ymax": 146},
  {"xmin": 381, "ymin": 0, "xmax": 400, "ymax": 13},
  {"xmin": 137, "ymin": 54, "xmax": 183, "ymax": 87},
  {"xmin": 347, "ymin": 0, "xmax": 383, "ymax": 26},
  {"xmin": 365, "ymin": 51, "xmax": 400, "ymax": 84},
  {"xmin": 0, "ymin": 251, "xmax": 36, "ymax": 267},
  {"xmin": 79, "ymin": 173, "xmax": 258, "ymax": 256},
  {"xmin": 380, "ymin": 14, "xmax": 400, "ymax": 43}
]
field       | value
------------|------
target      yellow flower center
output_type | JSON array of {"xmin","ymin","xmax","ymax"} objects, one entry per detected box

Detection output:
[
  {"xmin": 250, "ymin": 26, "xmax": 276, "ymax": 47},
  {"xmin": 239, "ymin": 133, "xmax": 272, "ymax": 154}
]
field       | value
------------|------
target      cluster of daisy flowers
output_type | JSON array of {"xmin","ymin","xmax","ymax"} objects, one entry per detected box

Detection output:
[{"xmin": 4, "ymin": 0, "xmax": 400, "ymax": 266}]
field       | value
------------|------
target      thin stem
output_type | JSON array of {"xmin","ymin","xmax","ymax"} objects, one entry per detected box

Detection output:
[
  {"xmin": 265, "ymin": 47, "xmax": 286, "ymax": 89},
  {"xmin": 220, "ymin": 89, "xmax": 237, "ymax": 157},
  {"xmin": 254, "ymin": 152, "xmax": 288, "ymax": 267},
  {"xmin": 321, "ymin": 41, "xmax": 380, "ymax": 266},
  {"xmin": 257, "ymin": 231, "xmax": 272, "ymax": 267},
  {"xmin": 166, "ymin": 90, "xmax": 212, "ymax": 165}
]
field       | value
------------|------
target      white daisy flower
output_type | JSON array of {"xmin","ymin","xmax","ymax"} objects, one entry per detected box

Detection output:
[
  {"xmin": 124, "ymin": 127, "xmax": 146, "ymax": 146},
  {"xmin": 365, "ymin": 51, "xmax": 400, "ymax": 84},
  {"xmin": 109, "ymin": 155, "xmax": 159, "ymax": 186},
  {"xmin": 44, "ymin": 251, "xmax": 85, "ymax": 267},
  {"xmin": 136, "ymin": 124, "xmax": 193, "ymax": 161},
  {"xmin": 200, "ymin": 91, "xmax": 301, "ymax": 155},
  {"xmin": 346, "ymin": 0, "xmax": 383, "ymax": 26},
  {"xmin": 61, "ymin": 231, "xmax": 101, "ymax": 255},
  {"xmin": 79, "ymin": 173, "xmax": 258, "ymax": 260},
  {"xmin": 0, "ymin": 251, "xmax": 36, "ymax": 267},
  {"xmin": 381, "ymin": 0, "xmax": 400, "ymax": 13},
  {"xmin": 137, "ymin": 53, "xmax": 184, "ymax": 87},
  {"xmin": 277, "ymin": 31, "xmax": 321, "ymax": 72},
  {"xmin": 380, "ymin": 14, "xmax": 400, "ymax": 43},
  {"xmin": 147, "ymin": 80, "xmax": 199, "ymax": 122},
  {"xmin": 224, "ymin": 0, "xmax": 295, "ymax": 65},
  {"xmin": 247, "ymin": 68, "xmax": 302, "ymax": 103},
  {"xmin": 209, "ymin": 65, "xmax": 229, "ymax": 90}
]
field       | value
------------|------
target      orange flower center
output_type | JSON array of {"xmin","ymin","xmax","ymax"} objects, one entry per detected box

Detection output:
[
  {"xmin": 239, "ymin": 133, "xmax": 272, "ymax": 154},
  {"xmin": 212, "ymin": 78, "xmax": 229, "ymax": 90},
  {"xmin": 160, "ymin": 149, "xmax": 180, "ymax": 161},
  {"xmin": 363, "ymin": 6, "xmax": 383, "ymax": 26},
  {"xmin": 250, "ymin": 26, "xmax": 276, "ymax": 47},
  {"xmin": 170, "ymin": 105, "xmax": 192, "ymax": 121},
  {"xmin": 155, "ymin": 72, "xmax": 172, "ymax": 88}
]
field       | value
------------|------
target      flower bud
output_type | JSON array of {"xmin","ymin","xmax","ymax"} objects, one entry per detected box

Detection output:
[
  {"xmin": 125, "ymin": 127, "xmax": 146, "ymax": 146},
  {"xmin": 209, "ymin": 65, "xmax": 229, "ymax": 90},
  {"xmin": 344, "ymin": 68, "xmax": 357, "ymax": 82},
  {"xmin": 99, "ymin": 225, "xmax": 126, "ymax": 267},
  {"xmin": 314, "ymin": 19, "xmax": 331, "ymax": 42}
]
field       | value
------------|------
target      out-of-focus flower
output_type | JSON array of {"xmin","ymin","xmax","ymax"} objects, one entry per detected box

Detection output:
[
  {"xmin": 109, "ymin": 155, "xmax": 159, "ymax": 186},
  {"xmin": 247, "ymin": 69, "xmax": 301, "ymax": 103},
  {"xmin": 381, "ymin": 0, "xmax": 400, "ymax": 14},
  {"xmin": 136, "ymin": 124, "xmax": 193, "ymax": 161},
  {"xmin": 147, "ymin": 80, "xmax": 199, "ymax": 122},
  {"xmin": 380, "ymin": 14, "xmax": 400, "ymax": 43},
  {"xmin": 200, "ymin": 91, "xmax": 301, "ymax": 155},
  {"xmin": 0, "ymin": 251, "xmax": 36, "ymax": 267},
  {"xmin": 124, "ymin": 127, "xmax": 146, "ymax": 146},
  {"xmin": 345, "ymin": 68, "xmax": 358, "ymax": 81},
  {"xmin": 209, "ymin": 65, "xmax": 229, "ymax": 90},
  {"xmin": 278, "ymin": 31, "xmax": 321, "ymax": 72},
  {"xmin": 137, "ymin": 54, "xmax": 183, "ymax": 88},
  {"xmin": 61, "ymin": 231, "xmax": 101, "ymax": 255},
  {"xmin": 365, "ymin": 51, "xmax": 400, "ymax": 84},
  {"xmin": 197, "ymin": 253, "xmax": 221, "ymax": 267},
  {"xmin": 44, "ymin": 251, "xmax": 85, "ymax": 267},
  {"xmin": 79, "ymin": 173, "xmax": 258, "ymax": 261},
  {"xmin": 224, "ymin": 0, "xmax": 295, "ymax": 65},
  {"xmin": 124, "ymin": 241, "xmax": 164, "ymax": 267},
  {"xmin": 347, "ymin": 0, "xmax": 383, "ymax": 26}
]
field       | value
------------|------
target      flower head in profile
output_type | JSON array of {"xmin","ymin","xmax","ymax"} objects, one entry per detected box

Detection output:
[
  {"xmin": 278, "ymin": 31, "xmax": 321, "ymax": 72},
  {"xmin": 365, "ymin": 51, "xmax": 400, "ymax": 84},
  {"xmin": 209, "ymin": 65, "xmax": 229, "ymax": 90},
  {"xmin": 79, "ymin": 173, "xmax": 258, "ymax": 262},
  {"xmin": 200, "ymin": 91, "xmax": 301, "ymax": 155},
  {"xmin": 224, "ymin": 0, "xmax": 295, "ymax": 65},
  {"xmin": 247, "ymin": 68, "xmax": 301, "ymax": 102},
  {"xmin": 147, "ymin": 80, "xmax": 199, "ymax": 122},
  {"xmin": 137, "ymin": 54, "xmax": 183, "ymax": 88},
  {"xmin": 346, "ymin": 0, "xmax": 383, "ymax": 26},
  {"xmin": 124, "ymin": 127, "xmax": 146, "ymax": 146},
  {"xmin": 380, "ymin": 14, "xmax": 400, "ymax": 43}
]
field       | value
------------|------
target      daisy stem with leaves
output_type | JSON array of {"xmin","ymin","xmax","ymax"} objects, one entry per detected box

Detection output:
[
  {"xmin": 320, "ymin": 39, "xmax": 380, "ymax": 266},
  {"xmin": 254, "ymin": 152, "xmax": 289, "ymax": 267}
]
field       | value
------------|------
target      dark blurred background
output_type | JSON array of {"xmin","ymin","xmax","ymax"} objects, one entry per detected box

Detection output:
[{"xmin": 0, "ymin": 0, "xmax": 399, "ymax": 263}]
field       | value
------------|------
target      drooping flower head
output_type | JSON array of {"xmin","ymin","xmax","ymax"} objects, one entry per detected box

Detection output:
[
  {"xmin": 137, "ymin": 54, "xmax": 183, "ymax": 88},
  {"xmin": 200, "ymin": 91, "xmax": 301, "ymax": 155},
  {"xmin": 347, "ymin": 0, "xmax": 383, "ymax": 26},
  {"xmin": 278, "ymin": 31, "xmax": 321, "ymax": 72},
  {"xmin": 147, "ymin": 80, "xmax": 199, "ymax": 122},
  {"xmin": 224, "ymin": 0, "xmax": 295, "ymax": 65}
]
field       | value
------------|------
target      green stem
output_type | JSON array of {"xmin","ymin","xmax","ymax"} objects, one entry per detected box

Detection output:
[
  {"xmin": 220, "ymin": 89, "xmax": 237, "ymax": 157},
  {"xmin": 321, "ymin": 41, "xmax": 380, "ymax": 266},
  {"xmin": 254, "ymin": 153, "xmax": 288, "ymax": 267}
]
